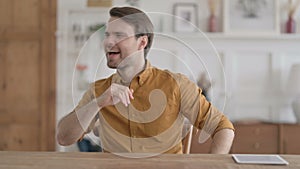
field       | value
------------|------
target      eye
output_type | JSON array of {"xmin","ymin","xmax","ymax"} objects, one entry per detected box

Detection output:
[
  {"xmin": 104, "ymin": 32, "xmax": 109, "ymax": 38},
  {"xmin": 115, "ymin": 32, "xmax": 126, "ymax": 39}
]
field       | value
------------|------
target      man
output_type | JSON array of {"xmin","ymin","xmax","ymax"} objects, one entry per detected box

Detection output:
[{"xmin": 57, "ymin": 6, "xmax": 234, "ymax": 154}]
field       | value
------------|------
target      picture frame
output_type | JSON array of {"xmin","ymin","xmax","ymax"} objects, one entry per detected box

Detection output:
[
  {"xmin": 173, "ymin": 3, "xmax": 199, "ymax": 32},
  {"xmin": 223, "ymin": 0, "xmax": 279, "ymax": 35}
]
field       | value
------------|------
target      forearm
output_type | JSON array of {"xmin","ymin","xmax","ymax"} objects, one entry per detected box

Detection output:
[
  {"xmin": 210, "ymin": 129, "xmax": 234, "ymax": 154},
  {"xmin": 56, "ymin": 83, "xmax": 133, "ymax": 146},
  {"xmin": 57, "ymin": 99, "xmax": 100, "ymax": 146}
]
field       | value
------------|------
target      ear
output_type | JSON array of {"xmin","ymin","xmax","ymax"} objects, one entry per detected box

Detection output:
[{"xmin": 138, "ymin": 35, "xmax": 148, "ymax": 50}]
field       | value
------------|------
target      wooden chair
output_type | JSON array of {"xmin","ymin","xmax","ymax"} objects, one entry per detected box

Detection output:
[{"xmin": 182, "ymin": 124, "xmax": 194, "ymax": 154}]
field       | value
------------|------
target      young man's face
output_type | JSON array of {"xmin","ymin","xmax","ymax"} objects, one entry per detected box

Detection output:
[{"xmin": 103, "ymin": 17, "xmax": 142, "ymax": 69}]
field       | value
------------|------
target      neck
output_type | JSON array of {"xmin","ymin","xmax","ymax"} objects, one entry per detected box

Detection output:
[{"xmin": 117, "ymin": 51, "xmax": 146, "ymax": 85}]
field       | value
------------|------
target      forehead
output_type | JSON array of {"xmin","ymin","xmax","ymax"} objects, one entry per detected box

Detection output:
[{"xmin": 106, "ymin": 17, "xmax": 135, "ymax": 34}]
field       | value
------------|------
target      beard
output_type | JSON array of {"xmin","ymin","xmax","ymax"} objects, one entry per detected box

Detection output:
[
  {"xmin": 106, "ymin": 54, "xmax": 121, "ymax": 69},
  {"xmin": 107, "ymin": 60, "xmax": 118, "ymax": 69}
]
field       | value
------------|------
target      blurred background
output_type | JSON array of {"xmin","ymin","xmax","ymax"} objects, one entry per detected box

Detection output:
[{"xmin": 1, "ymin": 0, "xmax": 300, "ymax": 154}]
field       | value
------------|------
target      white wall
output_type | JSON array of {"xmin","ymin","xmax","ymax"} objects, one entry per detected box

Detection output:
[{"xmin": 57, "ymin": 0, "xmax": 300, "ymax": 32}]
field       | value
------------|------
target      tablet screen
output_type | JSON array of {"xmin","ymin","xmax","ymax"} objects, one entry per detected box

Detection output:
[{"xmin": 232, "ymin": 154, "xmax": 289, "ymax": 165}]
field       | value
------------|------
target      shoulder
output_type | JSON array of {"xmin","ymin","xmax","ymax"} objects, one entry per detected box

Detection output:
[
  {"xmin": 89, "ymin": 75, "xmax": 114, "ymax": 97},
  {"xmin": 150, "ymin": 67, "xmax": 186, "ymax": 80},
  {"xmin": 149, "ymin": 67, "xmax": 194, "ymax": 86},
  {"xmin": 159, "ymin": 68, "xmax": 192, "ymax": 84},
  {"xmin": 93, "ymin": 76, "xmax": 112, "ymax": 88}
]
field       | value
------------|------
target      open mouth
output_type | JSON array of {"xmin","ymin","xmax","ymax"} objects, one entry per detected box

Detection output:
[
  {"xmin": 107, "ymin": 51, "xmax": 120, "ymax": 55},
  {"xmin": 107, "ymin": 52, "xmax": 121, "ymax": 59}
]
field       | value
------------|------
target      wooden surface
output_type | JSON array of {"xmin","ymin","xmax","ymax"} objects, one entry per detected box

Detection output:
[
  {"xmin": 231, "ymin": 123, "xmax": 279, "ymax": 154},
  {"xmin": 0, "ymin": 151, "xmax": 300, "ymax": 169},
  {"xmin": 0, "ymin": 0, "xmax": 56, "ymax": 151},
  {"xmin": 280, "ymin": 124, "xmax": 300, "ymax": 154}
]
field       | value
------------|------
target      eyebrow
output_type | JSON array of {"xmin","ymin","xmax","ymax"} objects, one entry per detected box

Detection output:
[{"xmin": 105, "ymin": 31, "xmax": 128, "ymax": 36}]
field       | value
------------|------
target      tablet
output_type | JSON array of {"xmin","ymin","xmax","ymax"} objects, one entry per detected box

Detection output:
[{"xmin": 232, "ymin": 154, "xmax": 289, "ymax": 165}]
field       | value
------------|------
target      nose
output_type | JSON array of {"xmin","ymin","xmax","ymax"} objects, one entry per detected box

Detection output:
[{"xmin": 104, "ymin": 35, "xmax": 115, "ymax": 50}]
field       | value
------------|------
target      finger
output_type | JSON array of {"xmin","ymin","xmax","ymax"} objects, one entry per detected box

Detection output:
[{"xmin": 129, "ymin": 89, "xmax": 134, "ymax": 100}]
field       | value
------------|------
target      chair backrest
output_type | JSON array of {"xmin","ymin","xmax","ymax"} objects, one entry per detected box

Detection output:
[{"xmin": 182, "ymin": 124, "xmax": 193, "ymax": 154}]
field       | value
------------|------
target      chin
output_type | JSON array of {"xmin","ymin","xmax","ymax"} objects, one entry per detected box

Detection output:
[
  {"xmin": 107, "ymin": 64, "xmax": 117, "ymax": 69},
  {"xmin": 107, "ymin": 62, "xmax": 118, "ymax": 69}
]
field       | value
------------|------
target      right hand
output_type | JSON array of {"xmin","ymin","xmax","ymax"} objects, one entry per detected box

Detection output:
[{"xmin": 97, "ymin": 83, "xmax": 134, "ymax": 108}]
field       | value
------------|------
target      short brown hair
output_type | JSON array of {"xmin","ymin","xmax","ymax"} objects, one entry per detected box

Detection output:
[{"xmin": 109, "ymin": 7, "xmax": 154, "ymax": 58}]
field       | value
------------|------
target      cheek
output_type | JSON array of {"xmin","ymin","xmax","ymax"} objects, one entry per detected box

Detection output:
[
  {"xmin": 103, "ymin": 39, "xmax": 110, "ymax": 48},
  {"xmin": 120, "ymin": 42, "xmax": 139, "ymax": 54}
]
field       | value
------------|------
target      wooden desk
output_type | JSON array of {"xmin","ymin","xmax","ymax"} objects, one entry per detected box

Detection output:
[{"xmin": 0, "ymin": 151, "xmax": 300, "ymax": 169}]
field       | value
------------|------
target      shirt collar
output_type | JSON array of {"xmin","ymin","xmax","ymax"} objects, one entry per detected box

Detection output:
[{"xmin": 111, "ymin": 60, "xmax": 153, "ymax": 86}]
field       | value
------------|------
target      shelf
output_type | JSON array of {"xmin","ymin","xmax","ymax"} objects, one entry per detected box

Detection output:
[{"xmin": 154, "ymin": 32, "xmax": 300, "ymax": 40}]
